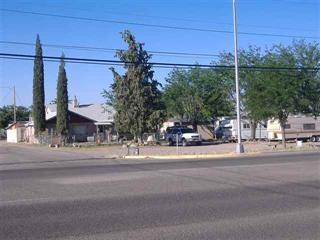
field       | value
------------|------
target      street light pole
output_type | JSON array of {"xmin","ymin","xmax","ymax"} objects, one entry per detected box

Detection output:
[
  {"xmin": 13, "ymin": 85, "xmax": 16, "ymax": 123},
  {"xmin": 232, "ymin": 0, "xmax": 244, "ymax": 153}
]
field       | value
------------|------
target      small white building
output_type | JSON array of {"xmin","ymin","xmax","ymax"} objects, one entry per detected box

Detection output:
[{"xmin": 6, "ymin": 121, "xmax": 27, "ymax": 143}]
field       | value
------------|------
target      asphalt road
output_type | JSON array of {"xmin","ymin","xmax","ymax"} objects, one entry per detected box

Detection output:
[{"xmin": 0, "ymin": 145, "xmax": 319, "ymax": 239}]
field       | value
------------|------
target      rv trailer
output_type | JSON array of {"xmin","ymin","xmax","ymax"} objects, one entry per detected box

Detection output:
[
  {"xmin": 214, "ymin": 118, "xmax": 267, "ymax": 142},
  {"xmin": 267, "ymin": 115, "xmax": 320, "ymax": 142}
]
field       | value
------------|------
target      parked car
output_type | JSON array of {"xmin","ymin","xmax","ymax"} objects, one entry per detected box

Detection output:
[{"xmin": 166, "ymin": 127, "xmax": 202, "ymax": 146}]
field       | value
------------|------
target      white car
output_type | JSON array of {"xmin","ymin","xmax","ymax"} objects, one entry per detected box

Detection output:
[{"xmin": 166, "ymin": 127, "xmax": 202, "ymax": 146}]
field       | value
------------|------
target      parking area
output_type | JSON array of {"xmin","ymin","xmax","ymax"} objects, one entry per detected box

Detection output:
[
  {"xmin": 131, "ymin": 140, "xmax": 320, "ymax": 157},
  {"xmin": 1, "ymin": 140, "xmax": 319, "ymax": 163}
]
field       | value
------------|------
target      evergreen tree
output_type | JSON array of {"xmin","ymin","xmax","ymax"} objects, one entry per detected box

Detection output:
[
  {"xmin": 106, "ymin": 30, "xmax": 165, "ymax": 141},
  {"xmin": 56, "ymin": 54, "xmax": 69, "ymax": 138},
  {"xmin": 32, "ymin": 34, "xmax": 46, "ymax": 136}
]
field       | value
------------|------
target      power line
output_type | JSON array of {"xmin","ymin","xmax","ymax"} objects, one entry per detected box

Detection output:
[
  {"xmin": 36, "ymin": 3, "xmax": 315, "ymax": 32},
  {"xmin": 1, "ymin": 8, "xmax": 318, "ymax": 40},
  {"xmin": 0, "ymin": 41, "xmax": 220, "ymax": 58},
  {"xmin": 1, "ymin": 53, "xmax": 318, "ymax": 72},
  {"xmin": 0, "ymin": 54, "xmax": 190, "ymax": 69},
  {"xmin": 0, "ymin": 88, "xmax": 13, "ymax": 106}
]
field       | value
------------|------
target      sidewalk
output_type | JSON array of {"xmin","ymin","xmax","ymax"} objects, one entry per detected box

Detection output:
[
  {"xmin": 61, "ymin": 141, "xmax": 320, "ymax": 159},
  {"xmin": 123, "ymin": 141, "xmax": 320, "ymax": 159},
  {"xmin": 1, "ymin": 140, "xmax": 319, "ymax": 161}
]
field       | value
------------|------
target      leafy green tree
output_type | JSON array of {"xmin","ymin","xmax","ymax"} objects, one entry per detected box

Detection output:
[
  {"xmin": 215, "ymin": 48, "xmax": 266, "ymax": 118},
  {"xmin": 290, "ymin": 40, "xmax": 320, "ymax": 117},
  {"xmin": 105, "ymin": 30, "xmax": 165, "ymax": 140},
  {"xmin": 32, "ymin": 34, "xmax": 46, "ymax": 136},
  {"xmin": 215, "ymin": 42, "xmax": 320, "ymax": 142},
  {"xmin": 238, "ymin": 46, "xmax": 269, "ymax": 138},
  {"xmin": 261, "ymin": 44, "xmax": 300, "ymax": 148},
  {"xmin": 56, "ymin": 54, "xmax": 69, "ymax": 138},
  {"xmin": 214, "ymin": 51, "xmax": 238, "ymax": 112},
  {"xmin": 163, "ymin": 66, "xmax": 233, "ymax": 131},
  {"xmin": 0, "ymin": 105, "xmax": 31, "ymax": 129},
  {"xmin": 163, "ymin": 69, "xmax": 191, "ymax": 121},
  {"xmin": 195, "ymin": 67, "xmax": 234, "ymax": 121},
  {"xmin": 254, "ymin": 41, "xmax": 320, "ymax": 147}
]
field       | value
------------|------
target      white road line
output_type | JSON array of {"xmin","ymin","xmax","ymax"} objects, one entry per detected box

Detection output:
[
  {"xmin": 159, "ymin": 160, "xmax": 318, "ymax": 174},
  {"xmin": 50, "ymin": 172, "xmax": 156, "ymax": 184},
  {"xmin": 0, "ymin": 197, "xmax": 53, "ymax": 205},
  {"xmin": 213, "ymin": 161, "xmax": 318, "ymax": 169}
]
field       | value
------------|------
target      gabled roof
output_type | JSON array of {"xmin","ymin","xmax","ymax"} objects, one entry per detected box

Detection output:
[
  {"xmin": 5, "ymin": 121, "xmax": 28, "ymax": 130},
  {"xmin": 46, "ymin": 103, "xmax": 115, "ymax": 124}
]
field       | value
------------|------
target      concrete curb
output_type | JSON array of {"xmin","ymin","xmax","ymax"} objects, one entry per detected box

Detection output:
[
  {"xmin": 122, "ymin": 151, "xmax": 263, "ymax": 160},
  {"xmin": 121, "ymin": 145, "xmax": 319, "ymax": 160}
]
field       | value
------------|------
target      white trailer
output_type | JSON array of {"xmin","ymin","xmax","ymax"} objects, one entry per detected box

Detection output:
[
  {"xmin": 267, "ymin": 115, "xmax": 320, "ymax": 142},
  {"xmin": 214, "ymin": 118, "xmax": 267, "ymax": 141}
]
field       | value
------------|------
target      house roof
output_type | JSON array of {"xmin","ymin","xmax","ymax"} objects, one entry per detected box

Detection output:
[
  {"xmin": 5, "ymin": 121, "xmax": 28, "ymax": 130},
  {"xmin": 46, "ymin": 103, "xmax": 115, "ymax": 125}
]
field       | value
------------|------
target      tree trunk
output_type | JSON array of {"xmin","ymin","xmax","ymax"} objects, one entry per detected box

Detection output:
[
  {"xmin": 134, "ymin": 133, "xmax": 142, "ymax": 145},
  {"xmin": 250, "ymin": 120, "xmax": 257, "ymax": 140},
  {"xmin": 192, "ymin": 121, "xmax": 198, "ymax": 132},
  {"xmin": 133, "ymin": 134, "xmax": 138, "ymax": 144},
  {"xmin": 280, "ymin": 121, "xmax": 286, "ymax": 149}
]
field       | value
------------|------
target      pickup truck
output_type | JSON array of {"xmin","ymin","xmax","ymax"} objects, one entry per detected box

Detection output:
[{"xmin": 166, "ymin": 127, "xmax": 202, "ymax": 146}]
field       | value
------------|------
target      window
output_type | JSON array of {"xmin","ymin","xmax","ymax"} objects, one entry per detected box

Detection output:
[
  {"xmin": 243, "ymin": 123, "xmax": 250, "ymax": 129},
  {"xmin": 107, "ymin": 115, "xmax": 113, "ymax": 120},
  {"xmin": 180, "ymin": 128, "xmax": 195, "ymax": 134},
  {"xmin": 303, "ymin": 123, "xmax": 315, "ymax": 130},
  {"xmin": 284, "ymin": 124, "xmax": 291, "ymax": 129},
  {"xmin": 171, "ymin": 129, "xmax": 179, "ymax": 134}
]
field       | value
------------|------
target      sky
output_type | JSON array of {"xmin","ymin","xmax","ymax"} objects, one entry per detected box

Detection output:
[{"xmin": 0, "ymin": 0, "xmax": 319, "ymax": 107}]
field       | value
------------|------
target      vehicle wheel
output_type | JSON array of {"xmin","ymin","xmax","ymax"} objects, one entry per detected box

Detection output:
[
  {"xmin": 182, "ymin": 139, "xmax": 187, "ymax": 147},
  {"xmin": 311, "ymin": 136, "xmax": 316, "ymax": 142},
  {"xmin": 316, "ymin": 136, "xmax": 320, "ymax": 142},
  {"xmin": 197, "ymin": 141, "xmax": 202, "ymax": 146},
  {"xmin": 168, "ymin": 139, "xmax": 174, "ymax": 146}
]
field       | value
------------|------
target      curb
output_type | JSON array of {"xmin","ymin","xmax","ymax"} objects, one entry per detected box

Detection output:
[
  {"xmin": 121, "ymin": 146, "xmax": 319, "ymax": 160},
  {"xmin": 122, "ymin": 152, "xmax": 261, "ymax": 160}
]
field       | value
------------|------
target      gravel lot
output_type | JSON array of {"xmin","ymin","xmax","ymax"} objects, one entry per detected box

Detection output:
[{"xmin": 2, "ymin": 140, "xmax": 319, "ymax": 160}]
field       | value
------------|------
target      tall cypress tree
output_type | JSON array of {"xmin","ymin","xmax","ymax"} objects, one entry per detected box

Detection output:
[
  {"xmin": 56, "ymin": 54, "xmax": 69, "ymax": 138},
  {"xmin": 32, "ymin": 34, "xmax": 46, "ymax": 136}
]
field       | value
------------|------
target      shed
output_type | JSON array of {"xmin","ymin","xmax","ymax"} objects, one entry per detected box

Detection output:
[{"xmin": 6, "ymin": 121, "xmax": 27, "ymax": 143}]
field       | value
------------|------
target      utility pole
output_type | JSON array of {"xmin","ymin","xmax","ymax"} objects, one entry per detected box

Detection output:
[
  {"xmin": 232, "ymin": 0, "xmax": 244, "ymax": 153},
  {"xmin": 13, "ymin": 85, "xmax": 16, "ymax": 123}
]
